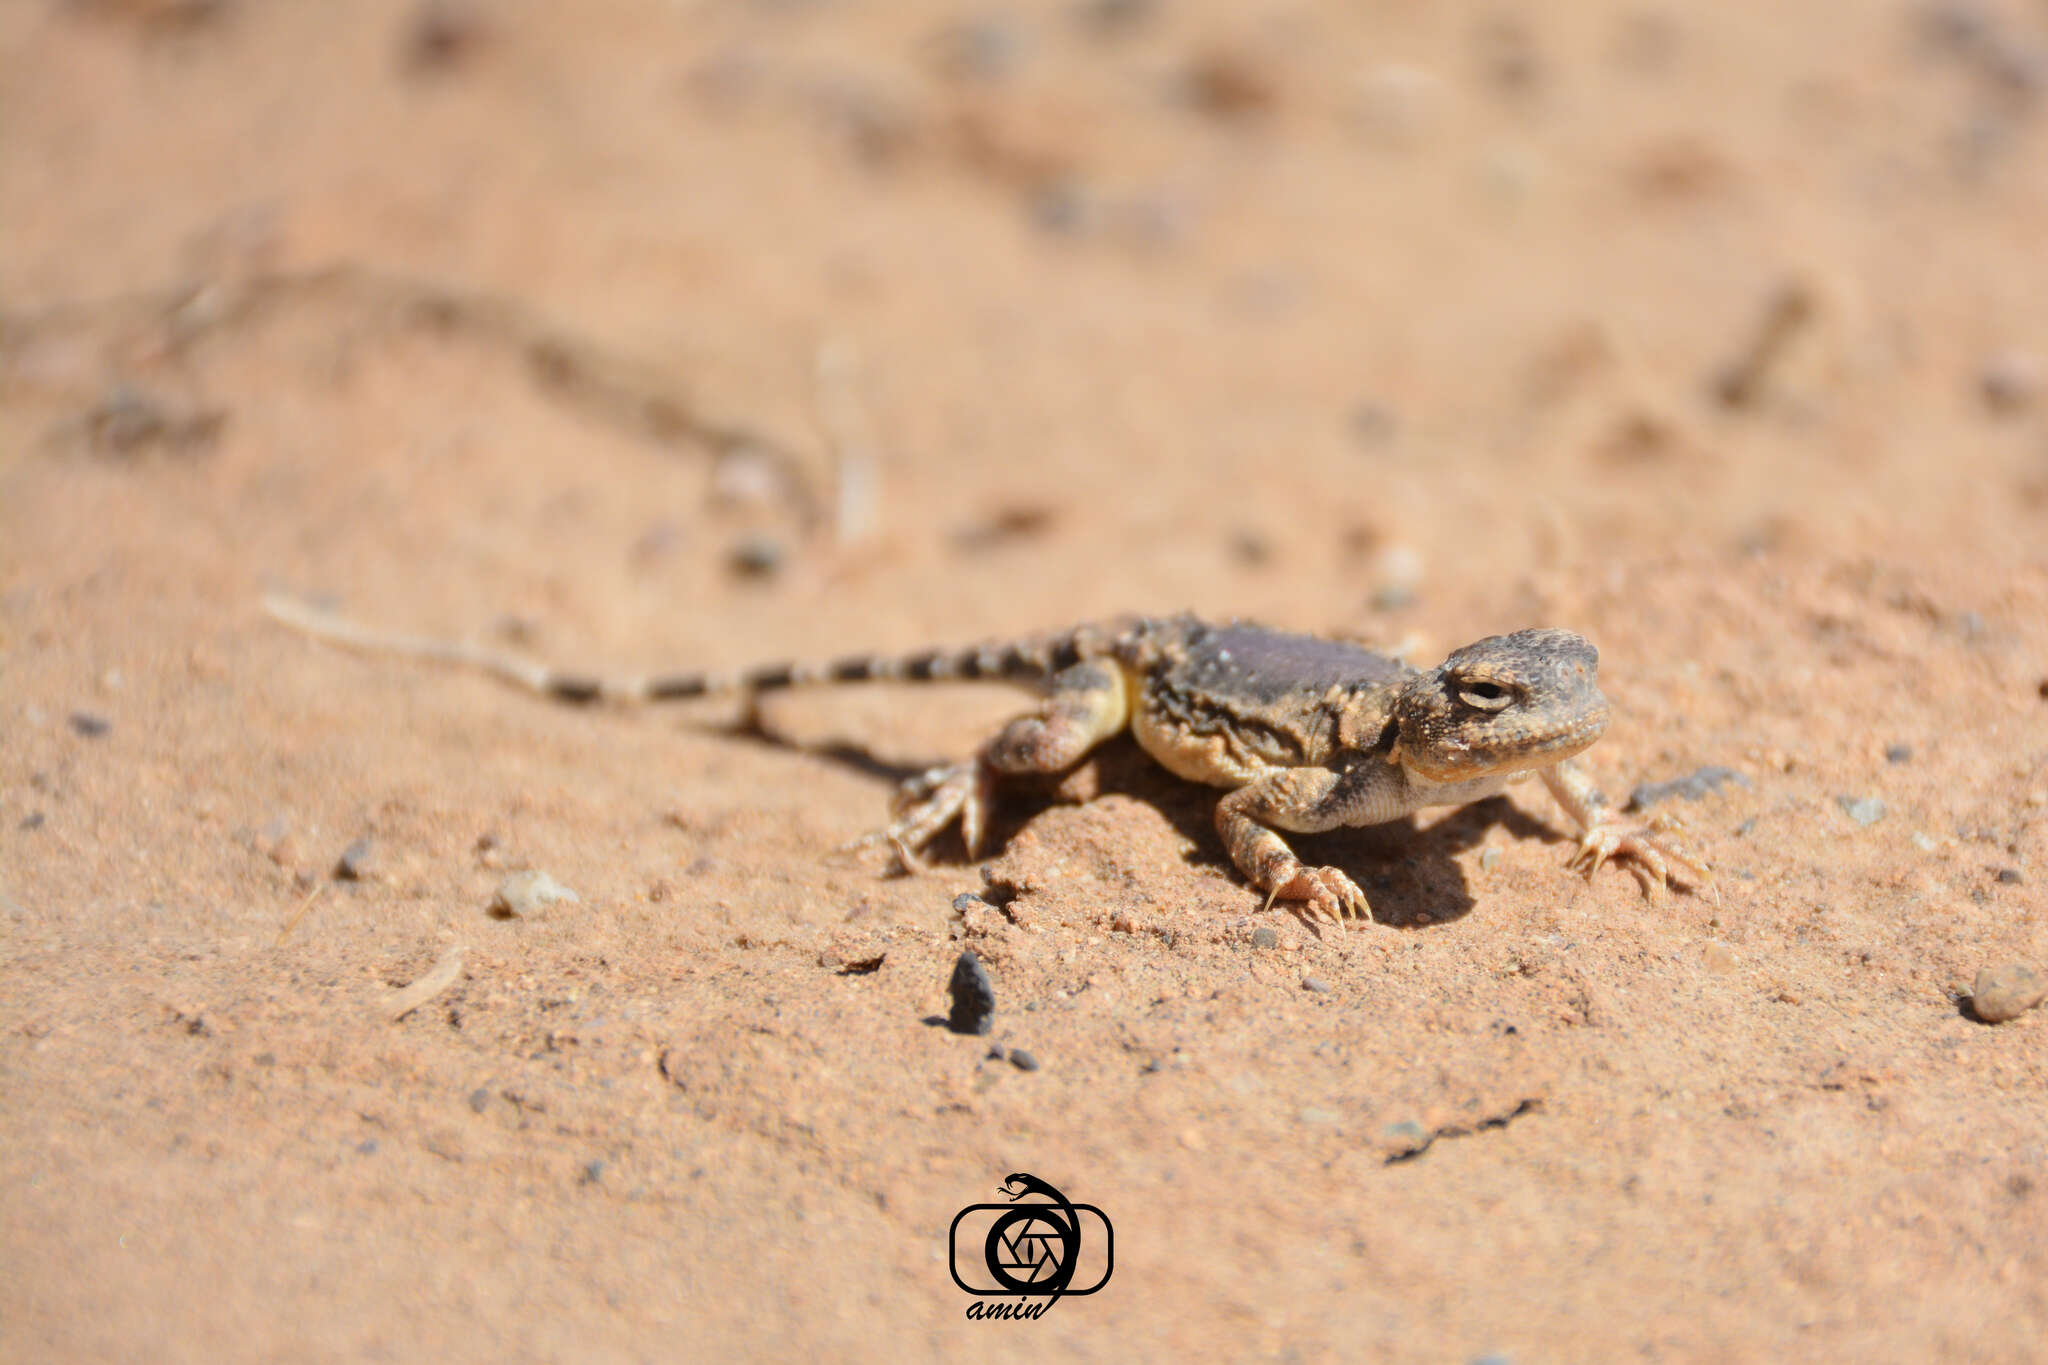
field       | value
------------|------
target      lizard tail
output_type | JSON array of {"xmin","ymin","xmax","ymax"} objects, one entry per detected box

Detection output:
[{"xmin": 262, "ymin": 594, "xmax": 1141, "ymax": 704}]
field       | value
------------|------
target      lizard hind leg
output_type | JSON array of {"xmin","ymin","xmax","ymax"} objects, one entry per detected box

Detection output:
[{"xmin": 877, "ymin": 659, "xmax": 1134, "ymax": 865}]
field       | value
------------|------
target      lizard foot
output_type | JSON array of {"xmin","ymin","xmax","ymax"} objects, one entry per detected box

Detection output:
[
  {"xmin": 1571, "ymin": 811, "xmax": 1715, "ymax": 901},
  {"xmin": 840, "ymin": 760, "xmax": 996, "ymax": 870},
  {"xmin": 1261, "ymin": 863, "xmax": 1375, "ymax": 924}
]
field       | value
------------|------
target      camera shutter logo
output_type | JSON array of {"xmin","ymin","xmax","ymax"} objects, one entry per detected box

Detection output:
[{"xmin": 949, "ymin": 1172, "xmax": 1113, "ymax": 1318}]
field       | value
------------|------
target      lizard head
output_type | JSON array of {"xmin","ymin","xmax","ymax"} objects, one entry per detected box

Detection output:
[{"xmin": 1392, "ymin": 629, "xmax": 1610, "ymax": 782}]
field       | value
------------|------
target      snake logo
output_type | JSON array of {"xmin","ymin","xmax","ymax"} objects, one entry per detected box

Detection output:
[{"xmin": 949, "ymin": 1173, "xmax": 1113, "ymax": 1315}]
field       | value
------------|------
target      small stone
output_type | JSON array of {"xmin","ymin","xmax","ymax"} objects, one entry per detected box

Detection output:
[
  {"xmin": 580, "ymin": 1159, "xmax": 606, "ymax": 1185},
  {"xmin": 1885, "ymin": 744, "xmax": 1913, "ymax": 764},
  {"xmin": 947, "ymin": 950, "xmax": 996, "ymax": 1035},
  {"xmin": 1980, "ymin": 351, "xmax": 2043, "ymax": 415},
  {"xmin": 1911, "ymin": 831, "xmax": 1938, "ymax": 852},
  {"xmin": 68, "ymin": 712, "xmax": 111, "ymax": 739},
  {"xmin": 1702, "ymin": 942, "xmax": 1738, "ymax": 974},
  {"xmin": 19, "ymin": 812, "xmax": 45, "ymax": 831},
  {"xmin": 1478, "ymin": 846, "xmax": 1502, "ymax": 873},
  {"xmin": 333, "ymin": 837, "xmax": 377, "ymax": 881},
  {"xmin": 1996, "ymin": 868, "xmax": 2025, "ymax": 885},
  {"xmin": 1251, "ymin": 927, "xmax": 1280, "ymax": 950},
  {"xmin": 1007, "ymin": 1048, "xmax": 1040, "ymax": 1072},
  {"xmin": 726, "ymin": 532, "xmax": 786, "ymax": 578},
  {"xmin": 1836, "ymin": 795, "xmax": 1887, "ymax": 827},
  {"xmin": 1302, "ymin": 975, "xmax": 1332, "ymax": 994},
  {"xmin": 467, "ymin": 1087, "xmax": 493, "ymax": 1114},
  {"xmin": 1970, "ymin": 963, "xmax": 2048, "ymax": 1023},
  {"xmin": 928, "ymin": 14, "xmax": 1025, "ymax": 81},
  {"xmin": 985, "ymin": 1043, "xmax": 1007, "ymax": 1062},
  {"xmin": 1628, "ymin": 766, "xmax": 1751, "ymax": 811},
  {"xmin": 490, "ymin": 870, "xmax": 579, "ymax": 919},
  {"xmin": 952, "ymin": 892, "xmax": 987, "ymax": 914}
]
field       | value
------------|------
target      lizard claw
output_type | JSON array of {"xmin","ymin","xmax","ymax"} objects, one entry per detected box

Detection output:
[
  {"xmin": 1571, "ymin": 811, "xmax": 1714, "ymax": 900},
  {"xmin": 840, "ymin": 760, "xmax": 995, "ymax": 872},
  {"xmin": 1263, "ymin": 863, "xmax": 1375, "ymax": 924}
]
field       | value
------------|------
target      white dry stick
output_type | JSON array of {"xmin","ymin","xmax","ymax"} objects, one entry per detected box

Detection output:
[
  {"xmin": 813, "ymin": 338, "xmax": 881, "ymax": 548},
  {"xmin": 383, "ymin": 946, "xmax": 467, "ymax": 1022}
]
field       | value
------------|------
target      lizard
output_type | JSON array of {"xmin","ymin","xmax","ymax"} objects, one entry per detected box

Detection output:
[{"xmin": 263, "ymin": 596, "xmax": 1711, "ymax": 923}]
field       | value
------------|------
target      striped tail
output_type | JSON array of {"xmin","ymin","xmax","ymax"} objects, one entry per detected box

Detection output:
[{"xmin": 262, "ymin": 594, "xmax": 1142, "ymax": 705}]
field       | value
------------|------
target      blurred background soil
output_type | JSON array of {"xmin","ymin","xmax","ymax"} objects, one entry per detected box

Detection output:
[{"xmin": 4, "ymin": 0, "xmax": 2048, "ymax": 1359}]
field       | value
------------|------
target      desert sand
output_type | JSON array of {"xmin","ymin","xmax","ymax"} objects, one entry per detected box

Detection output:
[{"xmin": 4, "ymin": 0, "xmax": 2047, "ymax": 1359}]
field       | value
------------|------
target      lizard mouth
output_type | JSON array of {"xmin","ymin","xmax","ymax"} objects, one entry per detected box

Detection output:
[{"xmin": 1399, "ymin": 704, "xmax": 1610, "ymax": 782}]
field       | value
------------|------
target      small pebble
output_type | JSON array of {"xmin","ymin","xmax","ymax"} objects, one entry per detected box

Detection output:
[
  {"xmin": 1628, "ymin": 766, "xmax": 1750, "ymax": 810},
  {"xmin": 19, "ymin": 812, "xmax": 45, "ymax": 831},
  {"xmin": 1251, "ymin": 927, "xmax": 1280, "ymax": 950},
  {"xmin": 333, "ymin": 837, "xmax": 377, "ymax": 881},
  {"xmin": 726, "ymin": 532, "xmax": 786, "ymax": 578},
  {"xmin": 1970, "ymin": 963, "xmax": 2048, "ymax": 1023},
  {"xmin": 1980, "ymin": 351, "xmax": 2043, "ymax": 415},
  {"xmin": 467, "ymin": 1087, "xmax": 493, "ymax": 1114},
  {"xmin": 947, "ymin": 950, "xmax": 996, "ymax": 1035},
  {"xmin": 985, "ymin": 1043, "xmax": 1007, "ymax": 1062},
  {"xmin": 1997, "ymin": 868, "xmax": 2025, "ymax": 885},
  {"xmin": 1303, "ymin": 975, "xmax": 1331, "ymax": 994},
  {"xmin": 68, "ymin": 712, "xmax": 111, "ymax": 739},
  {"xmin": 1007, "ymin": 1048, "xmax": 1040, "ymax": 1072},
  {"xmin": 580, "ymin": 1160, "xmax": 606, "ymax": 1185},
  {"xmin": 489, "ymin": 870, "xmax": 579, "ymax": 919},
  {"xmin": 1911, "ymin": 831, "xmax": 1938, "ymax": 852},
  {"xmin": 1836, "ymin": 795, "xmax": 1887, "ymax": 827},
  {"xmin": 953, "ymin": 892, "xmax": 987, "ymax": 914},
  {"xmin": 1885, "ymin": 744, "xmax": 1913, "ymax": 764},
  {"xmin": 1478, "ymin": 846, "xmax": 1502, "ymax": 873}
]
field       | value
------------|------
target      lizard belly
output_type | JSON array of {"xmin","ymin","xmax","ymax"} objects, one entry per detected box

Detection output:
[{"xmin": 1129, "ymin": 700, "xmax": 1274, "ymax": 788}]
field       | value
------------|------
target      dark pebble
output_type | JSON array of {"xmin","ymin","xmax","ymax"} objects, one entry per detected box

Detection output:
[
  {"xmin": 467, "ymin": 1087, "xmax": 493, "ymax": 1114},
  {"xmin": 985, "ymin": 1044, "xmax": 1007, "ymax": 1062},
  {"xmin": 947, "ymin": 950, "xmax": 996, "ymax": 1035},
  {"xmin": 1008, "ymin": 1048, "xmax": 1040, "ymax": 1072},
  {"xmin": 1885, "ymin": 744, "xmax": 1913, "ymax": 763},
  {"xmin": 356, "ymin": 1140, "xmax": 379, "ymax": 1156},
  {"xmin": 580, "ymin": 1160, "xmax": 606, "ymax": 1185},
  {"xmin": 953, "ymin": 892, "xmax": 987, "ymax": 914},
  {"xmin": 1251, "ymin": 927, "xmax": 1279, "ymax": 949},
  {"xmin": 1997, "ymin": 868, "xmax": 2025, "ymax": 885},
  {"xmin": 68, "ymin": 712, "xmax": 111, "ymax": 738},
  {"xmin": 19, "ymin": 812, "xmax": 45, "ymax": 831},
  {"xmin": 1627, "ymin": 766, "xmax": 1750, "ymax": 811}
]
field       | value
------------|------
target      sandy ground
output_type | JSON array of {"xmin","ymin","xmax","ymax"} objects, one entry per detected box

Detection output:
[{"xmin": 5, "ymin": 0, "xmax": 2048, "ymax": 1359}]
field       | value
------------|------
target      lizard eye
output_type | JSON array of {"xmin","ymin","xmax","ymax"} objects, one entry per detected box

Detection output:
[{"xmin": 1458, "ymin": 681, "xmax": 1513, "ymax": 711}]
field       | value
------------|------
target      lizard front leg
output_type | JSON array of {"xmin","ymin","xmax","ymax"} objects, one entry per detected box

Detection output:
[
  {"xmin": 1214, "ymin": 767, "xmax": 1376, "ymax": 923},
  {"xmin": 1540, "ymin": 758, "xmax": 1714, "ymax": 897},
  {"xmin": 877, "ymin": 659, "xmax": 1132, "ymax": 867}
]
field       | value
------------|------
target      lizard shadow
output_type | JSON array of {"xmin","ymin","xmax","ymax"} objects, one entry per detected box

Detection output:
[
  {"xmin": 720, "ymin": 721, "xmax": 1563, "ymax": 932},
  {"xmin": 1072, "ymin": 740, "xmax": 1561, "ymax": 930}
]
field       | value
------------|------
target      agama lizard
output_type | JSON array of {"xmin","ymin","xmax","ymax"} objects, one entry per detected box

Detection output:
[{"xmin": 264, "ymin": 598, "xmax": 1710, "ymax": 923}]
